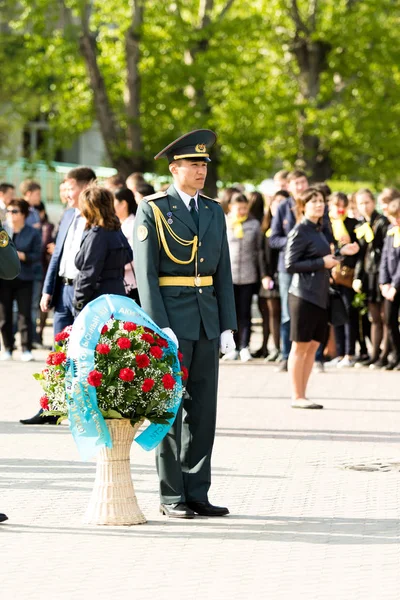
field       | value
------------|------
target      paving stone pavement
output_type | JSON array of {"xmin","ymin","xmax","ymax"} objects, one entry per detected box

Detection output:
[{"xmin": 1, "ymin": 342, "xmax": 400, "ymax": 600}]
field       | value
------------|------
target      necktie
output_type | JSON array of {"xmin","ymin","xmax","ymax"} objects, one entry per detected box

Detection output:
[{"xmin": 189, "ymin": 197, "xmax": 199, "ymax": 229}]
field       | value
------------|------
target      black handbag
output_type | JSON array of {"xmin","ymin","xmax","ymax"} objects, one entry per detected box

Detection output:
[{"xmin": 328, "ymin": 286, "xmax": 348, "ymax": 327}]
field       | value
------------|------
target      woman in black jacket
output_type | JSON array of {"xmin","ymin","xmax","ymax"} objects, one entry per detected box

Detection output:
[
  {"xmin": 327, "ymin": 192, "xmax": 361, "ymax": 368},
  {"xmin": 285, "ymin": 188, "xmax": 358, "ymax": 409},
  {"xmin": 353, "ymin": 189, "xmax": 390, "ymax": 368},
  {"xmin": 73, "ymin": 187, "xmax": 133, "ymax": 313},
  {"xmin": 0, "ymin": 199, "xmax": 41, "ymax": 361}
]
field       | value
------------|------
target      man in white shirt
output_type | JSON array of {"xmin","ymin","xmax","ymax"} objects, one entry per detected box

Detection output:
[{"xmin": 20, "ymin": 167, "xmax": 96, "ymax": 426}]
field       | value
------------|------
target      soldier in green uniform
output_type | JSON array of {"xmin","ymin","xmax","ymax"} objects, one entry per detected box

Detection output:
[
  {"xmin": 133, "ymin": 130, "xmax": 237, "ymax": 518},
  {"xmin": 0, "ymin": 224, "xmax": 21, "ymax": 522}
]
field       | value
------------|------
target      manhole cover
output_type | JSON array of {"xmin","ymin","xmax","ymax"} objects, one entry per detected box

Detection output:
[{"xmin": 342, "ymin": 461, "xmax": 400, "ymax": 472}]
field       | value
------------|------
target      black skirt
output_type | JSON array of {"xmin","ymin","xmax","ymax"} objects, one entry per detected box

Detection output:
[{"xmin": 289, "ymin": 293, "xmax": 328, "ymax": 344}]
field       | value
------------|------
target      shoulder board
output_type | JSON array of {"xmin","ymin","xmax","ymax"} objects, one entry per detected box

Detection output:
[
  {"xmin": 144, "ymin": 191, "xmax": 168, "ymax": 202},
  {"xmin": 200, "ymin": 193, "xmax": 219, "ymax": 203}
]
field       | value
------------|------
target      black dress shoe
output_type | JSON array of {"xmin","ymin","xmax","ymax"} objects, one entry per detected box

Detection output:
[
  {"xmin": 383, "ymin": 361, "xmax": 399, "ymax": 371},
  {"xmin": 251, "ymin": 347, "xmax": 268, "ymax": 359},
  {"xmin": 186, "ymin": 501, "xmax": 229, "ymax": 517},
  {"xmin": 0, "ymin": 513, "xmax": 8, "ymax": 523},
  {"xmin": 20, "ymin": 408, "xmax": 58, "ymax": 425},
  {"xmin": 159, "ymin": 502, "xmax": 195, "ymax": 519}
]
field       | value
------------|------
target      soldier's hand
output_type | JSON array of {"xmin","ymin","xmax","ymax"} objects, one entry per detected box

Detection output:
[
  {"xmin": 40, "ymin": 293, "xmax": 52, "ymax": 313},
  {"xmin": 161, "ymin": 327, "xmax": 179, "ymax": 348},
  {"xmin": 220, "ymin": 330, "xmax": 236, "ymax": 355}
]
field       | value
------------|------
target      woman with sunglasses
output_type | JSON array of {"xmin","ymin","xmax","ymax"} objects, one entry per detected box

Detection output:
[{"xmin": 0, "ymin": 199, "xmax": 41, "ymax": 361}]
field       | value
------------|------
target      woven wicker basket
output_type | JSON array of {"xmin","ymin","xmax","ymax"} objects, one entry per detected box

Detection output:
[{"xmin": 83, "ymin": 419, "xmax": 146, "ymax": 526}]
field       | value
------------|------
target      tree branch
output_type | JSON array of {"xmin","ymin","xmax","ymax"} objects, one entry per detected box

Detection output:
[
  {"xmin": 308, "ymin": 0, "xmax": 318, "ymax": 31},
  {"xmin": 198, "ymin": 0, "xmax": 214, "ymax": 29},
  {"xmin": 289, "ymin": 0, "xmax": 309, "ymax": 36},
  {"xmin": 217, "ymin": 0, "xmax": 236, "ymax": 22}
]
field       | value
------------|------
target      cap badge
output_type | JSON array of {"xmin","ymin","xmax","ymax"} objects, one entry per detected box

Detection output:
[{"xmin": 195, "ymin": 143, "xmax": 206, "ymax": 153}]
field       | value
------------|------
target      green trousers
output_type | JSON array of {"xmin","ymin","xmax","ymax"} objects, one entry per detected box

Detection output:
[{"xmin": 156, "ymin": 326, "xmax": 219, "ymax": 504}]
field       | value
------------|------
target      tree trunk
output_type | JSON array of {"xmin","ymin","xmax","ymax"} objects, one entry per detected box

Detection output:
[
  {"xmin": 291, "ymin": 35, "xmax": 333, "ymax": 180},
  {"xmin": 125, "ymin": 0, "xmax": 144, "ymax": 167}
]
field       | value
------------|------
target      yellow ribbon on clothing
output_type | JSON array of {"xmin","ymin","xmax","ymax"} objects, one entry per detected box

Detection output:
[
  {"xmin": 148, "ymin": 201, "xmax": 198, "ymax": 264},
  {"xmin": 387, "ymin": 226, "xmax": 400, "ymax": 248},
  {"xmin": 355, "ymin": 222, "xmax": 375, "ymax": 244},
  {"xmin": 231, "ymin": 216, "xmax": 248, "ymax": 239},
  {"xmin": 265, "ymin": 228, "xmax": 272, "ymax": 238},
  {"xmin": 329, "ymin": 212, "xmax": 350, "ymax": 242}
]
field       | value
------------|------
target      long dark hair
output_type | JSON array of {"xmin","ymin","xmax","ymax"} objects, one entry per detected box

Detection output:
[{"xmin": 261, "ymin": 190, "xmax": 290, "ymax": 233}]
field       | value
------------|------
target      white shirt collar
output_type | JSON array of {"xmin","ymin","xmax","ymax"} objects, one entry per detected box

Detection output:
[{"xmin": 174, "ymin": 186, "xmax": 199, "ymax": 210}]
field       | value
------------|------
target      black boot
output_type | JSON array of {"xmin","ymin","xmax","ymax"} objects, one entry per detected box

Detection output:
[
  {"xmin": 20, "ymin": 408, "xmax": 58, "ymax": 425},
  {"xmin": 0, "ymin": 513, "xmax": 8, "ymax": 523}
]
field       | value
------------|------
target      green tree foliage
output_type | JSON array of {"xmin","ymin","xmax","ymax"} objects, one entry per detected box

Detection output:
[{"xmin": 0, "ymin": 0, "xmax": 399, "ymax": 189}]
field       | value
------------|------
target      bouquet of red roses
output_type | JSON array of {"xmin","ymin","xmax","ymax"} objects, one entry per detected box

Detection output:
[{"xmin": 34, "ymin": 320, "xmax": 188, "ymax": 425}]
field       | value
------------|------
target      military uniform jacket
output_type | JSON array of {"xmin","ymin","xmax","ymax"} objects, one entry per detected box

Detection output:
[
  {"xmin": 0, "ymin": 226, "xmax": 20, "ymax": 280},
  {"xmin": 133, "ymin": 185, "xmax": 237, "ymax": 341}
]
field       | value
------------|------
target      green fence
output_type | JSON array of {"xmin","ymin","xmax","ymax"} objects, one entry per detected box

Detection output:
[{"xmin": 0, "ymin": 159, "xmax": 118, "ymax": 203}]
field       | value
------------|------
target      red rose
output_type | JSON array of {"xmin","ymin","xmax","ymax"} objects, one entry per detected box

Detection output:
[
  {"xmin": 96, "ymin": 343, "xmax": 111, "ymax": 355},
  {"xmin": 123, "ymin": 322, "xmax": 137, "ymax": 332},
  {"xmin": 141, "ymin": 333, "xmax": 155, "ymax": 344},
  {"xmin": 54, "ymin": 331, "xmax": 70, "ymax": 342},
  {"xmin": 150, "ymin": 345, "xmax": 163, "ymax": 359},
  {"xmin": 101, "ymin": 325, "xmax": 108, "ymax": 334},
  {"xmin": 181, "ymin": 366, "xmax": 189, "ymax": 381},
  {"xmin": 40, "ymin": 395, "xmax": 49, "ymax": 410},
  {"xmin": 136, "ymin": 354, "xmax": 150, "ymax": 368},
  {"xmin": 142, "ymin": 378, "xmax": 155, "ymax": 392},
  {"xmin": 144, "ymin": 326, "xmax": 153, "ymax": 333},
  {"xmin": 117, "ymin": 337, "xmax": 131, "ymax": 350},
  {"xmin": 87, "ymin": 370, "xmax": 103, "ymax": 387},
  {"xmin": 119, "ymin": 367, "xmax": 135, "ymax": 382},
  {"xmin": 178, "ymin": 351, "xmax": 184, "ymax": 362},
  {"xmin": 162, "ymin": 373, "xmax": 176, "ymax": 390},
  {"xmin": 156, "ymin": 337, "xmax": 169, "ymax": 348},
  {"xmin": 46, "ymin": 351, "xmax": 67, "ymax": 366}
]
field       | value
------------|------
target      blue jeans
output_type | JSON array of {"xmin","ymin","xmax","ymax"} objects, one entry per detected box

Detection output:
[
  {"xmin": 278, "ymin": 271, "xmax": 293, "ymax": 360},
  {"xmin": 53, "ymin": 284, "xmax": 75, "ymax": 337}
]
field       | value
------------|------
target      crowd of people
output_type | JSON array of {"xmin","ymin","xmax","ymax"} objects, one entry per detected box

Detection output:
[
  {"xmin": 0, "ymin": 167, "xmax": 399, "ymax": 390},
  {"xmin": 221, "ymin": 170, "xmax": 400, "ymax": 385}
]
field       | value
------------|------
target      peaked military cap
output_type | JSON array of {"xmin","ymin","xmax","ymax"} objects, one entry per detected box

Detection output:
[{"xmin": 154, "ymin": 129, "xmax": 216, "ymax": 163}]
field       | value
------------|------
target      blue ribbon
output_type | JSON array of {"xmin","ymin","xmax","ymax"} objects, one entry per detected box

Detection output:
[{"xmin": 65, "ymin": 294, "xmax": 183, "ymax": 460}]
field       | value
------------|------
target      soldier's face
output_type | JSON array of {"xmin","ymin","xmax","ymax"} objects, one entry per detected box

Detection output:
[{"xmin": 170, "ymin": 160, "xmax": 208, "ymax": 193}]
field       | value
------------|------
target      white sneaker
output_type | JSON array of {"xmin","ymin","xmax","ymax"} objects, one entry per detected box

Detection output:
[
  {"xmin": 21, "ymin": 351, "xmax": 34, "ymax": 362},
  {"xmin": 324, "ymin": 356, "xmax": 343, "ymax": 368},
  {"xmin": 337, "ymin": 356, "xmax": 356, "ymax": 369},
  {"xmin": 239, "ymin": 347, "xmax": 252, "ymax": 362},
  {"xmin": 0, "ymin": 351, "xmax": 12, "ymax": 361},
  {"xmin": 221, "ymin": 350, "xmax": 239, "ymax": 361}
]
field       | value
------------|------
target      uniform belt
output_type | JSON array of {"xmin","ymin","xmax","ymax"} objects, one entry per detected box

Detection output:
[
  {"xmin": 159, "ymin": 276, "xmax": 213, "ymax": 287},
  {"xmin": 62, "ymin": 277, "xmax": 74, "ymax": 286}
]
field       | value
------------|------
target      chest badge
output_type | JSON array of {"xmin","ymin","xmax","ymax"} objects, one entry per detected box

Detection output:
[
  {"xmin": 137, "ymin": 225, "xmax": 148, "ymax": 242},
  {"xmin": 0, "ymin": 230, "xmax": 9, "ymax": 248}
]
